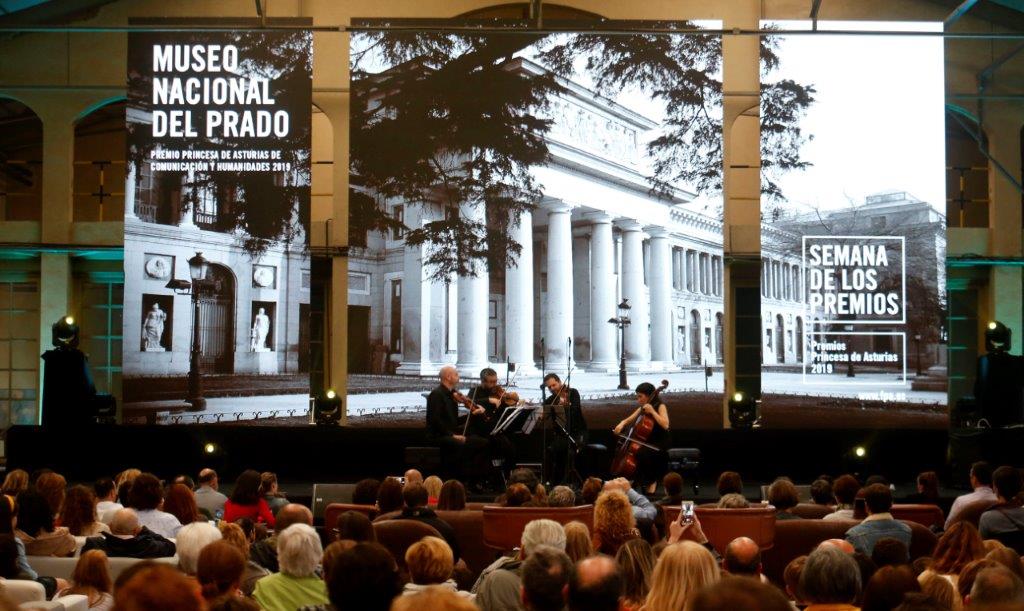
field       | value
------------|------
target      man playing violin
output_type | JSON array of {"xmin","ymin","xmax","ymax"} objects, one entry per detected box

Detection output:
[
  {"xmin": 542, "ymin": 372, "xmax": 587, "ymax": 485},
  {"xmin": 426, "ymin": 365, "xmax": 490, "ymax": 484},
  {"xmin": 613, "ymin": 381, "xmax": 672, "ymax": 494},
  {"xmin": 464, "ymin": 367, "xmax": 517, "ymax": 478}
]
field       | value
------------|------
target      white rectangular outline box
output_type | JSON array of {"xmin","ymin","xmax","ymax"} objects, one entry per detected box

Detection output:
[
  {"xmin": 801, "ymin": 330, "xmax": 907, "ymax": 386},
  {"xmin": 802, "ymin": 235, "xmax": 906, "ymax": 326}
]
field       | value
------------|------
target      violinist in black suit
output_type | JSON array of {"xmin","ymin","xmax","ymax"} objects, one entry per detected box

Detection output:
[
  {"xmin": 464, "ymin": 367, "xmax": 517, "ymax": 478},
  {"xmin": 542, "ymin": 372, "xmax": 587, "ymax": 484},
  {"xmin": 425, "ymin": 365, "xmax": 489, "ymax": 482}
]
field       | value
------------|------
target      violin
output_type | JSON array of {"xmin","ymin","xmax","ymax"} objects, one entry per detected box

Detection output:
[
  {"xmin": 493, "ymin": 385, "xmax": 521, "ymax": 407},
  {"xmin": 609, "ymin": 379, "xmax": 669, "ymax": 479}
]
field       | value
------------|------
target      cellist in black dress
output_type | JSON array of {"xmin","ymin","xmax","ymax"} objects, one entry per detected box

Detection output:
[{"xmin": 613, "ymin": 381, "xmax": 672, "ymax": 494}]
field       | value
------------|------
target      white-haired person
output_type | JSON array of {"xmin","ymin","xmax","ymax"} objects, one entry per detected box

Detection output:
[
  {"xmin": 175, "ymin": 521, "xmax": 222, "ymax": 576},
  {"xmin": 473, "ymin": 518, "xmax": 566, "ymax": 611},
  {"xmin": 253, "ymin": 523, "xmax": 329, "ymax": 611}
]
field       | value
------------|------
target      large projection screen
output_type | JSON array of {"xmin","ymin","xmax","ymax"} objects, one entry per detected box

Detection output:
[{"xmin": 759, "ymin": 22, "xmax": 947, "ymax": 429}]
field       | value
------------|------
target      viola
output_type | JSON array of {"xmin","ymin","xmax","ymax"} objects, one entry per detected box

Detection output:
[{"xmin": 609, "ymin": 379, "xmax": 669, "ymax": 479}]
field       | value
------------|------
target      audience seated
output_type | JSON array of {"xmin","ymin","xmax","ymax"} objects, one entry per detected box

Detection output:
[
  {"xmin": 1, "ymin": 470, "xmax": 28, "ymax": 502},
  {"xmin": 592, "ymin": 489, "xmax": 640, "ymax": 556},
  {"xmin": 197, "ymin": 540, "xmax": 246, "ymax": 603},
  {"xmin": 500, "ymin": 483, "xmax": 538, "ymax": 507},
  {"xmin": 377, "ymin": 477, "xmax": 405, "ymax": 515},
  {"xmin": 163, "ymin": 483, "xmax": 201, "ymax": 526},
  {"xmin": 615, "ymin": 538, "xmax": 655, "ymax": 610},
  {"xmin": 824, "ymin": 475, "xmax": 861, "ymax": 522},
  {"xmin": 907, "ymin": 471, "xmax": 942, "ymax": 508},
  {"xmin": 402, "ymin": 535, "xmax": 471, "ymax": 600},
  {"xmin": 249, "ymin": 503, "xmax": 313, "ymax": 573},
  {"xmin": 59, "ymin": 485, "xmax": 109, "ymax": 537},
  {"xmin": 918, "ymin": 521, "xmax": 985, "ymax": 590},
  {"xmin": 336, "ymin": 510, "xmax": 376, "ymax": 543},
  {"xmin": 644, "ymin": 540, "xmax": 720, "ymax": 610},
  {"xmin": 810, "ymin": 479, "xmax": 835, "ymax": 507},
  {"xmin": 566, "ymin": 556, "xmax": 619, "ymax": 611},
  {"xmin": 351, "ymin": 478, "xmax": 381, "ymax": 507},
  {"xmin": 114, "ymin": 469, "xmax": 141, "ymax": 507},
  {"xmin": 723, "ymin": 536, "xmax": 763, "ymax": 580},
  {"xmin": 14, "ymin": 489, "xmax": 75, "ymax": 556},
  {"xmin": 176, "ymin": 521, "xmax": 222, "ymax": 575},
  {"xmin": 57, "ymin": 549, "xmax": 113, "ymax": 611},
  {"xmin": 520, "ymin": 546, "xmax": 571, "ymax": 611},
  {"xmin": 393, "ymin": 483, "xmax": 461, "ymax": 561},
  {"xmin": 783, "ymin": 555, "xmax": 808, "ymax": 605},
  {"xmin": 82, "ymin": 508, "xmax": 175, "ymax": 558},
  {"xmin": 658, "ymin": 472, "xmax": 685, "ymax": 507},
  {"xmin": 114, "ymin": 562, "xmax": 204, "ymax": 610},
  {"xmin": 252, "ymin": 524, "xmax": 329, "ymax": 611},
  {"xmin": 194, "ymin": 468, "xmax": 228, "ymax": 518},
  {"xmin": 0, "ymin": 500, "xmax": 41, "ymax": 583},
  {"xmin": 986, "ymin": 544, "xmax": 1024, "ymax": 580},
  {"xmin": 580, "ymin": 477, "xmax": 603, "ymax": 506},
  {"xmin": 93, "ymin": 478, "xmax": 122, "ymax": 524},
  {"xmin": 437, "ymin": 480, "xmax": 466, "ymax": 511},
  {"xmin": 259, "ymin": 472, "xmax": 290, "ymax": 517},
  {"xmin": 716, "ymin": 471, "xmax": 744, "ymax": 499},
  {"xmin": 473, "ymin": 519, "xmax": 565, "ymax": 611},
  {"xmin": 404, "ymin": 469, "xmax": 424, "ymax": 489},
  {"xmin": 967, "ymin": 565, "xmax": 1024, "ymax": 606},
  {"xmin": 690, "ymin": 575, "xmax": 794, "ymax": 611},
  {"xmin": 35, "ymin": 472, "xmax": 66, "ymax": 518},
  {"xmin": 423, "ymin": 475, "xmax": 443, "ymax": 506},
  {"xmin": 126, "ymin": 473, "xmax": 182, "ymax": 538},
  {"xmin": 218, "ymin": 521, "xmax": 269, "ymax": 596},
  {"xmin": 957, "ymin": 558, "xmax": 999, "ymax": 603},
  {"xmin": 391, "ymin": 585, "xmax": 476, "ymax": 611},
  {"xmin": 979, "ymin": 465, "xmax": 1024, "ymax": 548},
  {"xmin": 768, "ymin": 478, "xmax": 803, "ymax": 521},
  {"xmin": 871, "ymin": 537, "xmax": 911, "ymax": 568},
  {"xmin": 946, "ymin": 461, "xmax": 997, "ymax": 529},
  {"xmin": 224, "ymin": 470, "xmax": 276, "ymax": 528},
  {"xmin": 799, "ymin": 545, "xmax": 862, "ymax": 611},
  {"xmin": 605, "ymin": 477, "xmax": 657, "ymax": 523},
  {"xmin": 918, "ymin": 572, "xmax": 956, "ymax": 609},
  {"xmin": 326, "ymin": 541, "xmax": 401, "ymax": 611},
  {"xmin": 845, "ymin": 483, "xmax": 913, "ymax": 556},
  {"xmin": 717, "ymin": 493, "xmax": 750, "ymax": 509},
  {"xmin": 547, "ymin": 485, "xmax": 576, "ymax": 508},
  {"xmin": 860, "ymin": 564, "xmax": 920, "ymax": 611},
  {"xmin": 562, "ymin": 521, "xmax": 593, "ymax": 564}
]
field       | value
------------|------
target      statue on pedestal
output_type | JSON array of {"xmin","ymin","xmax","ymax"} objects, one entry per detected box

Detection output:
[
  {"xmin": 142, "ymin": 303, "xmax": 166, "ymax": 352},
  {"xmin": 251, "ymin": 307, "xmax": 271, "ymax": 352}
]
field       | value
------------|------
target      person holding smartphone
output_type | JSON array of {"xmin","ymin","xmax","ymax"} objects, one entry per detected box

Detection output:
[{"xmin": 613, "ymin": 382, "xmax": 672, "ymax": 494}]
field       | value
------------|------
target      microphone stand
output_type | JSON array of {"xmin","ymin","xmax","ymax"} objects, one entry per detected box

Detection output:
[
  {"xmin": 563, "ymin": 337, "xmax": 582, "ymax": 487},
  {"xmin": 540, "ymin": 338, "xmax": 548, "ymax": 486}
]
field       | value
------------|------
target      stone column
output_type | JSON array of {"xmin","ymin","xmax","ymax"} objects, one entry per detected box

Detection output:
[
  {"xmin": 572, "ymin": 227, "xmax": 591, "ymax": 365},
  {"xmin": 619, "ymin": 220, "xmax": 650, "ymax": 367},
  {"xmin": 648, "ymin": 227, "xmax": 673, "ymax": 367},
  {"xmin": 544, "ymin": 200, "xmax": 575, "ymax": 372},
  {"xmin": 504, "ymin": 209, "xmax": 538, "ymax": 375},
  {"xmin": 587, "ymin": 212, "xmax": 617, "ymax": 371},
  {"xmin": 396, "ymin": 205, "xmax": 447, "ymax": 375},
  {"xmin": 124, "ymin": 162, "xmax": 137, "ymax": 219},
  {"xmin": 456, "ymin": 202, "xmax": 490, "ymax": 373}
]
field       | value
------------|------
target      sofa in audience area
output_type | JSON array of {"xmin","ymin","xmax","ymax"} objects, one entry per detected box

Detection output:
[
  {"xmin": 0, "ymin": 578, "xmax": 89, "ymax": 610},
  {"xmin": 26, "ymin": 555, "xmax": 179, "ymax": 582}
]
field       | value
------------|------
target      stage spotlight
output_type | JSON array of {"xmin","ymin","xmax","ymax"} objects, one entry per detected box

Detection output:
[
  {"xmin": 988, "ymin": 321, "xmax": 998, "ymax": 331},
  {"xmin": 854, "ymin": 446, "xmax": 866, "ymax": 458},
  {"xmin": 728, "ymin": 391, "xmax": 758, "ymax": 429},
  {"xmin": 314, "ymin": 389, "xmax": 342, "ymax": 426},
  {"xmin": 203, "ymin": 443, "xmax": 217, "ymax": 454},
  {"xmin": 51, "ymin": 315, "xmax": 80, "ymax": 349},
  {"xmin": 985, "ymin": 320, "xmax": 1011, "ymax": 353}
]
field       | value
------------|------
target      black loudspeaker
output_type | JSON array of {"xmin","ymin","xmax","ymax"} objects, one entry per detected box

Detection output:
[{"xmin": 311, "ymin": 483, "xmax": 357, "ymax": 520}]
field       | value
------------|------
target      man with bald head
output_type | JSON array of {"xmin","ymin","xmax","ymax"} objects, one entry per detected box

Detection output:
[
  {"xmin": 724, "ymin": 536, "xmax": 763, "ymax": 579},
  {"xmin": 404, "ymin": 469, "xmax": 423, "ymax": 488},
  {"xmin": 249, "ymin": 503, "xmax": 313, "ymax": 572},
  {"xmin": 82, "ymin": 508, "xmax": 175, "ymax": 558},
  {"xmin": 426, "ymin": 365, "xmax": 490, "ymax": 484},
  {"xmin": 568, "ymin": 555, "xmax": 623, "ymax": 611},
  {"xmin": 194, "ymin": 467, "xmax": 227, "ymax": 517}
]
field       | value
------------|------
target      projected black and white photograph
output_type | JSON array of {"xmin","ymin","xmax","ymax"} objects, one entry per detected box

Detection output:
[
  {"xmin": 347, "ymin": 23, "xmax": 754, "ymax": 436},
  {"xmin": 121, "ymin": 31, "xmax": 313, "ymax": 424},
  {"xmin": 759, "ymin": 22, "xmax": 947, "ymax": 428}
]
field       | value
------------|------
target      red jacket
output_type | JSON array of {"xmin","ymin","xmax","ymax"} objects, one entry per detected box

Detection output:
[{"xmin": 223, "ymin": 498, "xmax": 276, "ymax": 528}]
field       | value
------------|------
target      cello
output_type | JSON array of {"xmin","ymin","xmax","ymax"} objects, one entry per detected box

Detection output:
[{"xmin": 609, "ymin": 379, "xmax": 669, "ymax": 479}]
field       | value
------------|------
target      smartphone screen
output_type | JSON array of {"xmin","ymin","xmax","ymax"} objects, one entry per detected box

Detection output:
[{"xmin": 681, "ymin": 501, "xmax": 695, "ymax": 523}]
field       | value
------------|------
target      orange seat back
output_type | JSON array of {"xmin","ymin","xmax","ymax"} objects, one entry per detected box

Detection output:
[{"xmin": 482, "ymin": 505, "xmax": 594, "ymax": 551}]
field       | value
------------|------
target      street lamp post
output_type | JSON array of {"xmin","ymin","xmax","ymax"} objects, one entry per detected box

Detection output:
[
  {"xmin": 608, "ymin": 299, "xmax": 632, "ymax": 391},
  {"xmin": 914, "ymin": 334, "xmax": 922, "ymax": 376},
  {"xmin": 168, "ymin": 252, "xmax": 211, "ymax": 411}
]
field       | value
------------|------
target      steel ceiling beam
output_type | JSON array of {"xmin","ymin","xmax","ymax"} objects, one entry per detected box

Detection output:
[{"xmin": 945, "ymin": 0, "xmax": 982, "ymax": 27}]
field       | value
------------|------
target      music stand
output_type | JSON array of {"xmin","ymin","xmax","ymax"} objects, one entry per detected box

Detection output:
[{"xmin": 493, "ymin": 404, "xmax": 540, "ymax": 436}]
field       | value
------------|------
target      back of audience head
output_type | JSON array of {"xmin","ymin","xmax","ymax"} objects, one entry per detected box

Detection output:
[
  {"xmin": 916, "ymin": 471, "xmax": 939, "ymax": 499},
  {"xmin": 563, "ymin": 521, "xmax": 592, "ymax": 563},
  {"xmin": 959, "ymin": 558, "xmax": 1000, "ymax": 601},
  {"xmin": 229, "ymin": 470, "xmax": 262, "ymax": 506},
  {"xmin": 690, "ymin": 575, "xmax": 794, "ymax": 611},
  {"xmin": 405, "ymin": 535, "xmax": 453, "ymax": 586},
  {"xmin": 351, "ymin": 478, "xmax": 381, "ymax": 506},
  {"xmin": 403, "ymin": 469, "xmax": 423, "ymax": 488},
  {"xmin": 987, "ymin": 545, "xmax": 1024, "ymax": 581},
  {"xmin": 197, "ymin": 540, "xmax": 245, "ymax": 601},
  {"xmin": 860, "ymin": 565, "xmax": 920, "ymax": 611},
  {"xmin": 594, "ymin": 489, "xmax": 635, "ymax": 537},
  {"xmin": 717, "ymin": 493, "xmax": 750, "ymax": 509},
  {"xmin": 716, "ymin": 471, "xmax": 743, "ymax": 497},
  {"xmin": 800, "ymin": 545, "xmax": 861, "ymax": 605},
  {"xmin": 218, "ymin": 522, "xmax": 250, "ymax": 556},
  {"xmin": 177, "ymin": 521, "xmax": 222, "ymax": 575},
  {"xmin": 503, "ymin": 482, "xmax": 534, "ymax": 507},
  {"xmin": 258, "ymin": 472, "xmax": 279, "ymax": 498},
  {"xmin": 932, "ymin": 520, "xmax": 985, "ymax": 574},
  {"xmin": 509, "ymin": 467, "xmax": 540, "ymax": 493},
  {"xmin": 437, "ymin": 479, "xmax": 466, "ymax": 511},
  {"xmin": 174, "ymin": 474, "xmax": 195, "ymax": 490},
  {"xmin": 377, "ymin": 477, "xmax": 404, "ymax": 514},
  {"xmin": 16, "ymin": 489, "xmax": 53, "ymax": 536},
  {"xmin": 522, "ymin": 519, "xmax": 566, "ymax": 556},
  {"xmin": 663, "ymin": 472, "xmax": 684, "ymax": 499},
  {"xmin": 163, "ymin": 483, "xmax": 199, "ymax": 525},
  {"xmin": 1, "ymin": 470, "xmax": 28, "ymax": 498},
  {"xmin": 403, "ymin": 483, "xmax": 429, "ymax": 510},
  {"xmin": 94, "ymin": 477, "xmax": 117, "ymax": 502},
  {"xmin": 833, "ymin": 474, "xmax": 861, "ymax": 506},
  {"xmin": 616, "ymin": 537, "xmax": 655, "ymax": 607},
  {"xmin": 35, "ymin": 471, "xmax": 66, "ymax": 516},
  {"xmin": 971, "ymin": 461, "xmax": 994, "ymax": 488},
  {"xmin": 274, "ymin": 503, "xmax": 313, "ymax": 532},
  {"xmin": 968, "ymin": 565, "xmax": 1024, "ymax": 606},
  {"xmin": 127, "ymin": 473, "xmax": 163, "ymax": 511},
  {"xmin": 109, "ymin": 508, "xmax": 140, "ymax": 536},
  {"xmin": 723, "ymin": 536, "xmax": 761, "ymax": 576},
  {"xmin": 894, "ymin": 591, "xmax": 948, "ymax": 611},
  {"xmin": 918, "ymin": 572, "xmax": 955, "ymax": 609},
  {"xmin": 60, "ymin": 484, "xmax": 98, "ymax": 536},
  {"xmin": 278, "ymin": 523, "xmax": 321, "ymax": 578},
  {"xmin": 423, "ymin": 475, "xmax": 443, "ymax": 500},
  {"xmin": 645, "ymin": 541, "xmax": 720, "ymax": 610},
  {"xmin": 68, "ymin": 549, "xmax": 112, "ymax": 603},
  {"xmin": 784, "ymin": 555, "xmax": 808, "ymax": 602},
  {"xmin": 391, "ymin": 586, "xmax": 476, "ymax": 611},
  {"xmin": 197, "ymin": 468, "xmax": 218, "ymax": 489},
  {"xmin": 521, "ymin": 545, "xmax": 572, "ymax": 611},
  {"xmin": 580, "ymin": 477, "xmax": 603, "ymax": 505},
  {"xmin": 336, "ymin": 510, "xmax": 375, "ymax": 542},
  {"xmin": 768, "ymin": 478, "xmax": 800, "ymax": 512},
  {"xmin": 547, "ymin": 485, "xmax": 575, "ymax": 508},
  {"xmin": 992, "ymin": 465, "xmax": 1023, "ymax": 502},
  {"xmin": 568, "ymin": 554, "xmax": 622, "ymax": 611},
  {"xmin": 872, "ymin": 537, "xmax": 910, "ymax": 568},
  {"xmin": 326, "ymin": 541, "xmax": 400, "ymax": 611},
  {"xmin": 114, "ymin": 563, "xmax": 203, "ymax": 610},
  {"xmin": 810, "ymin": 478, "xmax": 834, "ymax": 506},
  {"xmin": 864, "ymin": 483, "xmax": 894, "ymax": 515}
]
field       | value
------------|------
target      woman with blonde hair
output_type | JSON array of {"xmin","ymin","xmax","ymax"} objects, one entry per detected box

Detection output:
[
  {"xmin": 616, "ymin": 538, "xmax": 656, "ymax": 611},
  {"xmin": 563, "ymin": 521, "xmax": 593, "ymax": 563},
  {"xmin": 59, "ymin": 549, "xmax": 113, "ymax": 610},
  {"xmin": 217, "ymin": 522, "xmax": 269, "ymax": 596},
  {"xmin": 919, "ymin": 521, "xmax": 985, "ymax": 589},
  {"xmin": 1, "ymin": 470, "xmax": 28, "ymax": 500},
  {"xmin": 642, "ymin": 541, "xmax": 720, "ymax": 611},
  {"xmin": 423, "ymin": 476, "xmax": 443, "ymax": 506},
  {"xmin": 402, "ymin": 536, "xmax": 472, "ymax": 599},
  {"xmin": 592, "ymin": 490, "xmax": 639, "ymax": 556}
]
